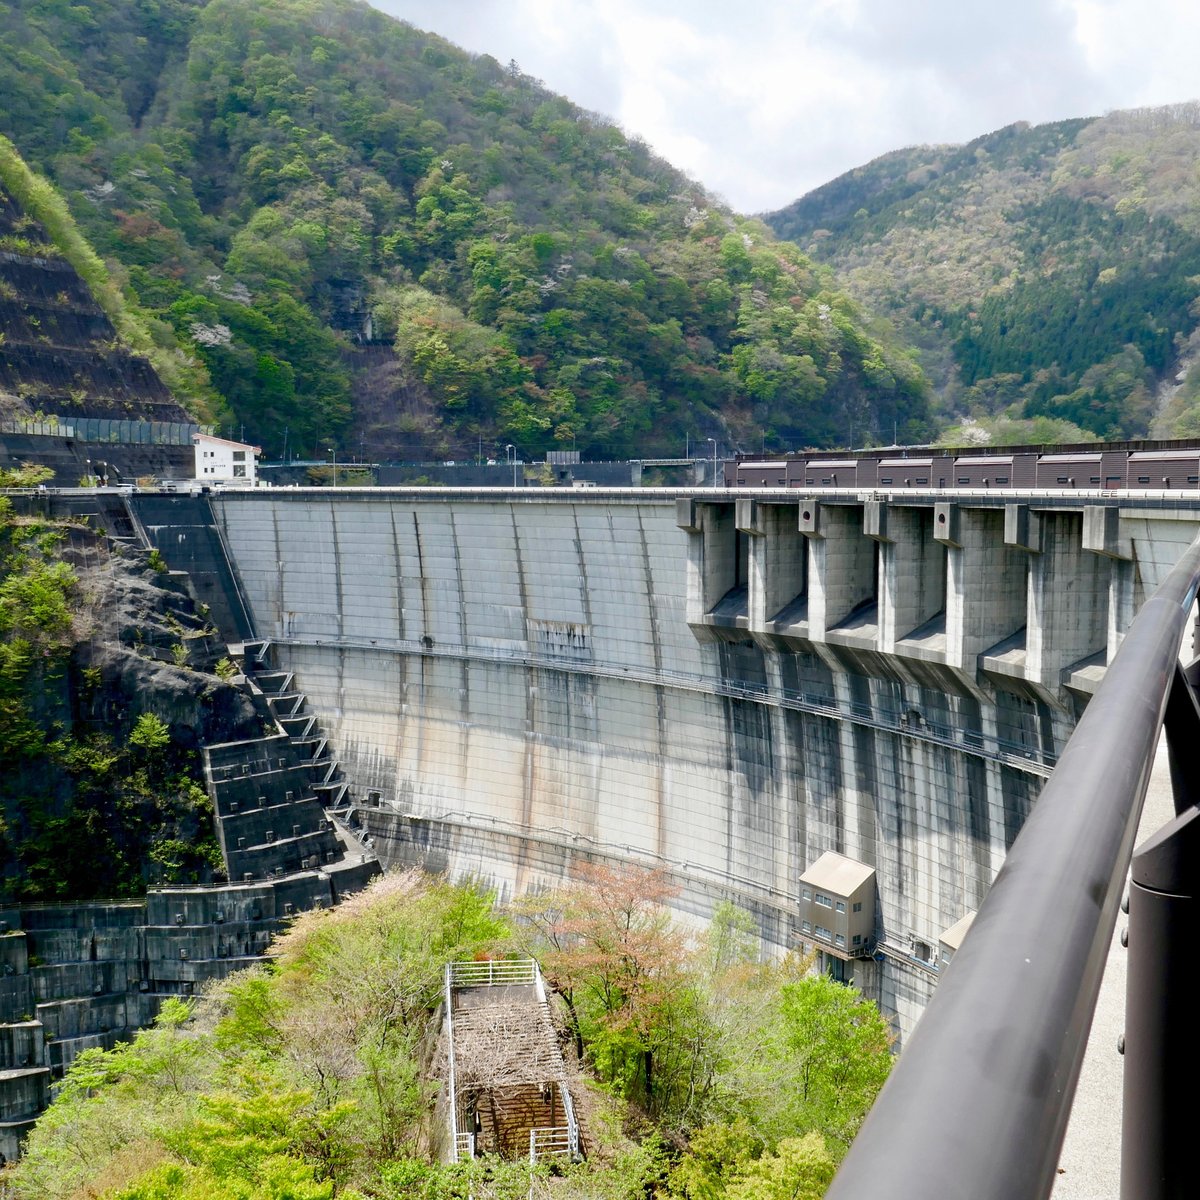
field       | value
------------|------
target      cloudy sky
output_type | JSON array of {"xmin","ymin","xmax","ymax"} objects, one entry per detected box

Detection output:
[{"xmin": 370, "ymin": 0, "xmax": 1200, "ymax": 214}]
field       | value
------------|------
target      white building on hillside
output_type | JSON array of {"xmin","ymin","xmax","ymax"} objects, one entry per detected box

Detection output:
[{"xmin": 193, "ymin": 432, "xmax": 261, "ymax": 485}]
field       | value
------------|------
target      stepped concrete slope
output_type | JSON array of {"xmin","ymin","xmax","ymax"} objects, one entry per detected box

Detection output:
[
  {"xmin": 0, "ymin": 183, "xmax": 199, "ymax": 484},
  {"xmin": 210, "ymin": 486, "xmax": 1200, "ymax": 1037},
  {"xmin": 0, "ymin": 184, "xmax": 190, "ymax": 425}
]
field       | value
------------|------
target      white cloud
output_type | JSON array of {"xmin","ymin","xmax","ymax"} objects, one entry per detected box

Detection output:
[{"xmin": 370, "ymin": 1, "xmax": 1200, "ymax": 213}]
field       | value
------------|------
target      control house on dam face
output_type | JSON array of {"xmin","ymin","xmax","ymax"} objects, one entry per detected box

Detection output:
[{"xmin": 208, "ymin": 486, "xmax": 1200, "ymax": 1037}]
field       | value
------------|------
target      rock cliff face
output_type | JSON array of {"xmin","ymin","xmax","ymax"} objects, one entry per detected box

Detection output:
[{"xmin": 1, "ymin": 509, "xmax": 264, "ymax": 903}]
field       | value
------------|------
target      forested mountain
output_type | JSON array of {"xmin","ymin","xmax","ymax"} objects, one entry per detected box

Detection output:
[
  {"xmin": 766, "ymin": 107, "xmax": 1200, "ymax": 443},
  {"xmin": 0, "ymin": 0, "xmax": 929, "ymax": 460}
]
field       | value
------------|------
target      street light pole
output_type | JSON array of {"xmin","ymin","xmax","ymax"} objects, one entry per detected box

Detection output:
[
  {"xmin": 707, "ymin": 438, "xmax": 718, "ymax": 489},
  {"xmin": 328, "ymin": 446, "xmax": 337, "ymax": 488},
  {"xmin": 507, "ymin": 444, "xmax": 517, "ymax": 488}
]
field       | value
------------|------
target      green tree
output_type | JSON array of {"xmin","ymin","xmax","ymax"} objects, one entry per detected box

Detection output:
[
  {"xmin": 723, "ymin": 1133, "xmax": 837, "ymax": 1200},
  {"xmin": 128, "ymin": 713, "xmax": 170, "ymax": 753},
  {"xmin": 776, "ymin": 975, "xmax": 893, "ymax": 1151}
]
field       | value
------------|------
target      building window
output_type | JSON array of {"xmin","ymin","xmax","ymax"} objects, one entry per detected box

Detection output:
[
  {"xmin": 853, "ymin": 902, "xmax": 862, "ymax": 913},
  {"xmin": 815, "ymin": 925, "xmax": 832, "ymax": 941},
  {"xmin": 853, "ymin": 934, "xmax": 862, "ymax": 946},
  {"xmin": 802, "ymin": 920, "xmax": 811, "ymax": 932},
  {"xmin": 916, "ymin": 477, "xmax": 928, "ymax": 484},
  {"xmin": 233, "ymin": 464, "xmax": 246, "ymax": 477},
  {"xmin": 835, "ymin": 901, "xmax": 846, "ymax": 914},
  {"xmin": 823, "ymin": 953, "xmax": 847, "ymax": 982},
  {"xmin": 880, "ymin": 477, "xmax": 893, "ymax": 484},
  {"xmin": 995, "ymin": 476, "xmax": 1009, "ymax": 484},
  {"xmin": 1138, "ymin": 477, "xmax": 1151, "ymax": 484},
  {"xmin": 801, "ymin": 888, "xmax": 812, "ymax": 901},
  {"xmin": 815, "ymin": 893, "xmax": 833, "ymax": 908},
  {"xmin": 957, "ymin": 477, "xmax": 970, "ymax": 484},
  {"xmin": 835, "ymin": 934, "xmax": 846, "ymax": 947},
  {"xmin": 232, "ymin": 450, "xmax": 246, "ymax": 461}
]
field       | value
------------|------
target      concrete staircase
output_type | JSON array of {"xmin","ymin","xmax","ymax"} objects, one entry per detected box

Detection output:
[{"xmin": 237, "ymin": 640, "xmax": 368, "ymax": 825}]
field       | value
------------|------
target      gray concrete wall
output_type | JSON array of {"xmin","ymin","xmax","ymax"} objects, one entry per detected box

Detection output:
[{"xmin": 204, "ymin": 488, "xmax": 1200, "ymax": 1037}]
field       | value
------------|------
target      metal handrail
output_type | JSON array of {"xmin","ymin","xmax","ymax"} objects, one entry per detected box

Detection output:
[
  {"xmin": 529, "ymin": 1127, "xmax": 573, "ymax": 1160},
  {"xmin": 559, "ymin": 1078, "xmax": 580, "ymax": 1158},
  {"xmin": 448, "ymin": 959, "xmax": 538, "ymax": 987},
  {"xmin": 443, "ymin": 965, "xmax": 463, "ymax": 1161},
  {"xmin": 827, "ymin": 535, "xmax": 1200, "ymax": 1200}
]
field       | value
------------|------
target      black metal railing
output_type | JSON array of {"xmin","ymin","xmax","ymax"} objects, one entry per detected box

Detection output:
[{"xmin": 826, "ymin": 535, "xmax": 1200, "ymax": 1200}]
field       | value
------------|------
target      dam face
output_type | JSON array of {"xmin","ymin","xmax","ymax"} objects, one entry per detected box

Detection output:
[{"xmin": 211, "ymin": 488, "xmax": 1199, "ymax": 1035}]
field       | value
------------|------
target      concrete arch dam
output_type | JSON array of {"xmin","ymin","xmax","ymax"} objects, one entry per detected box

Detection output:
[{"xmin": 207, "ymin": 487, "xmax": 1200, "ymax": 1034}]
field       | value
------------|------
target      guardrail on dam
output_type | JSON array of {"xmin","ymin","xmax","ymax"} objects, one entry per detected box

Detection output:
[{"xmin": 208, "ymin": 486, "xmax": 1200, "ymax": 1036}]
